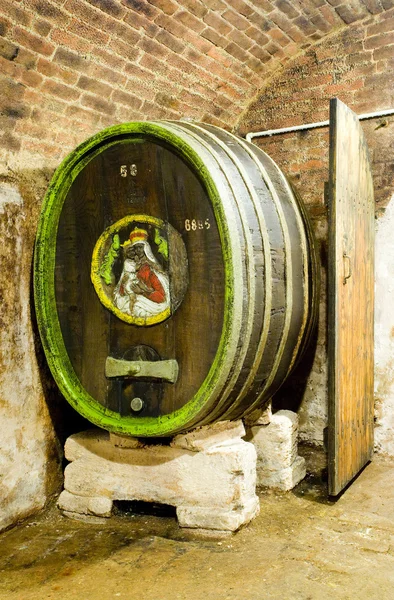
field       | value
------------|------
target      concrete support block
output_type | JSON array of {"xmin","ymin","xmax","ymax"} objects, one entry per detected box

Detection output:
[
  {"xmin": 59, "ymin": 423, "xmax": 259, "ymax": 533},
  {"xmin": 248, "ymin": 410, "xmax": 306, "ymax": 491}
]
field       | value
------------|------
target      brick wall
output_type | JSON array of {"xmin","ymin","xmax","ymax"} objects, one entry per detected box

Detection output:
[
  {"xmin": 1, "ymin": 0, "xmax": 393, "ymax": 170},
  {"xmin": 237, "ymin": 8, "xmax": 394, "ymax": 446}
]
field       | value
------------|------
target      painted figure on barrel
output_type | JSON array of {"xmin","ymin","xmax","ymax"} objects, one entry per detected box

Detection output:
[{"xmin": 113, "ymin": 227, "xmax": 170, "ymax": 319}]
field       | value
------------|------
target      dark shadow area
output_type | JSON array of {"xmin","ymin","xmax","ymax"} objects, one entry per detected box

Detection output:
[
  {"xmin": 113, "ymin": 500, "xmax": 177, "ymax": 519},
  {"xmin": 29, "ymin": 262, "xmax": 92, "ymax": 458},
  {"xmin": 272, "ymin": 325, "xmax": 319, "ymax": 414},
  {"xmin": 292, "ymin": 444, "xmax": 335, "ymax": 506}
]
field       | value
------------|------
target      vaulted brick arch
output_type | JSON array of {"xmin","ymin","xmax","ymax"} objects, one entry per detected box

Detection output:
[{"xmin": 1, "ymin": 0, "xmax": 393, "ymax": 166}]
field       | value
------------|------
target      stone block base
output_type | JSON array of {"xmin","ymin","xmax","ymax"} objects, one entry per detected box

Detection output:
[
  {"xmin": 58, "ymin": 421, "xmax": 259, "ymax": 533},
  {"xmin": 247, "ymin": 410, "xmax": 306, "ymax": 491}
]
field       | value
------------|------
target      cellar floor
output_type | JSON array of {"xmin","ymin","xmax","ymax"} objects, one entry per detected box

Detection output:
[{"xmin": 1, "ymin": 446, "xmax": 394, "ymax": 600}]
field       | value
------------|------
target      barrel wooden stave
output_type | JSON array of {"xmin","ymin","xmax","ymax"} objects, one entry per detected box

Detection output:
[{"xmin": 35, "ymin": 120, "xmax": 318, "ymax": 437}]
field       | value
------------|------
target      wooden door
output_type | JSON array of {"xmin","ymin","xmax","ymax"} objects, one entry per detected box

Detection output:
[{"xmin": 328, "ymin": 98, "xmax": 375, "ymax": 496}]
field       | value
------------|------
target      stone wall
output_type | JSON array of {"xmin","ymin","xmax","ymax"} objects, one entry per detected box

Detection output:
[{"xmin": 238, "ymin": 9, "xmax": 394, "ymax": 450}]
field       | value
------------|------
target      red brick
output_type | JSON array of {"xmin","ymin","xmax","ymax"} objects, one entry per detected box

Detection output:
[
  {"xmin": 0, "ymin": 75, "xmax": 27, "ymax": 109},
  {"xmin": 31, "ymin": 108, "xmax": 73, "ymax": 129},
  {"xmin": 285, "ymin": 25, "xmax": 308, "ymax": 44},
  {"xmin": 373, "ymin": 44, "xmax": 394, "ymax": 61},
  {"xmin": 139, "ymin": 51, "xmax": 164, "ymax": 73},
  {"xmin": 125, "ymin": 79, "xmax": 154, "ymax": 100},
  {"xmin": 382, "ymin": 4, "xmax": 394, "ymax": 15},
  {"xmin": 23, "ymin": 138, "xmax": 64, "ymax": 159},
  {"xmin": 154, "ymin": 91, "xmax": 181, "ymax": 110},
  {"xmin": 68, "ymin": 18, "xmax": 110, "ymax": 44},
  {"xmin": 225, "ymin": 0, "xmax": 254, "ymax": 16},
  {"xmin": 0, "ymin": 57, "xmax": 22, "ymax": 82},
  {"xmin": 0, "ymin": 0, "xmax": 32, "ymax": 27},
  {"xmin": 24, "ymin": 86, "xmax": 67, "ymax": 113},
  {"xmin": 185, "ymin": 31, "xmax": 211, "ymax": 54},
  {"xmin": 365, "ymin": 31, "xmax": 394, "ymax": 49},
  {"xmin": 42, "ymin": 79, "xmax": 81, "ymax": 101},
  {"xmin": 138, "ymin": 35, "xmax": 169, "ymax": 57},
  {"xmin": 0, "ymin": 15, "xmax": 11, "ymax": 36},
  {"xmin": 55, "ymin": 130, "xmax": 81, "ymax": 147},
  {"xmin": 14, "ymin": 118, "xmax": 53, "ymax": 140},
  {"xmin": 19, "ymin": 70, "xmax": 43, "ymax": 88},
  {"xmin": 86, "ymin": 0, "xmax": 126, "ymax": 18},
  {"xmin": 266, "ymin": 10, "xmax": 293, "ymax": 33},
  {"xmin": 13, "ymin": 26, "xmax": 55, "ymax": 56},
  {"xmin": 111, "ymin": 19, "xmax": 141, "ymax": 42},
  {"xmin": 123, "ymin": 10, "xmax": 159, "ymax": 36},
  {"xmin": 141, "ymin": 99, "xmax": 167, "ymax": 118},
  {"xmin": 203, "ymin": 0, "xmax": 227, "ymax": 9},
  {"xmin": 367, "ymin": 15, "xmax": 394, "ymax": 35},
  {"xmin": 245, "ymin": 26, "xmax": 270, "ymax": 46},
  {"xmin": 0, "ymin": 114, "xmax": 18, "ymax": 134},
  {"xmin": 36, "ymin": 57, "xmax": 77, "ymax": 84},
  {"xmin": 0, "ymin": 39, "xmax": 19, "ymax": 61},
  {"xmin": 53, "ymin": 46, "xmax": 87, "ymax": 71},
  {"xmin": 204, "ymin": 10, "xmax": 233, "ymax": 35},
  {"xmin": 336, "ymin": 4, "xmax": 368, "ymax": 23},
  {"xmin": 228, "ymin": 28, "xmax": 253, "ymax": 50},
  {"xmin": 223, "ymin": 9, "xmax": 251, "ymax": 31},
  {"xmin": 202, "ymin": 113, "xmax": 230, "ymax": 129},
  {"xmin": 87, "ymin": 61, "xmax": 127, "ymax": 85},
  {"xmin": 176, "ymin": 0, "xmax": 207, "ymax": 18},
  {"xmin": 32, "ymin": 18, "xmax": 52, "ymax": 36},
  {"xmin": 201, "ymin": 27, "xmax": 228, "ymax": 49},
  {"xmin": 113, "ymin": 89, "xmax": 143, "ymax": 109},
  {"xmin": 248, "ymin": 44, "xmax": 272, "ymax": 62},
  {"xmin": 64, "ymin": 0, "xmax": 111, "ymax": 30},
  {"xmin": 155, "ymin": 29, "xmax": 186, "ymax": 53},
  {"xmin": 124, "ymin": 61, "xmax": 152, "ymax": 79},
  {"xmin": 81, "ymin": 92, "xmax": 115, "ymax": 115},
  {"xmin": 175, "ymin": 9, "xmax": 205, "ymax": 33},
  {"xmin": 50, "ymin": 28, "xmax": 93, "ymax": 53},
  {"xmin": 76, "ymin": 74, "xmax": 113, "ymax": 97},
  {"xmin": 305, "ymin": 73, "xmax": 333, "ymax": 88},
  {"xmin": 25, "ymin": 0, "xmax": 69, "ymax": 22},
  {"xmin": 364, "ymin": 70, "xmax": 394, "ymax": 90},
  {"xmin": 163, "ymin": 51, "xmax": 193, "ymax": 74},
  {"xmin": 268, "ymin": 27, "xmax": 291, "ymax": 46},
  {"xmin": 207, "ymin": 45, "xmax": 233, "ymax": 68},
  {"xmin": 148, "ymin": 0, "xmax": 177, "ymax": 15},
  {"xmin": 275, "ymin": 0, "xmax": 300, "ymax": 18},
  {"xmin": 16, "ymin": 47, "xmax": 40, "ymax": 73},
  {"xmin": 345, "ymin": 50, "xmax": 373, "ymax": 66},
  {"xmin": 108, "ymin": 37, "xmax": 140, "ymax": 60},
  {"xmin": 0, "ymin": 132, "xmax": 21, "ymax": 152},
  {"xmin": 154, "ymin": 12, "xmax": 188, "ymax": 37},
  {"xmin": 65, "ymin": 104, "xmax": 102, "ymax": 125},
  {"xmin": 91, "ymin": 47, "xmax": 126, "ymax": 70},
  {"xmin": 122, "ymin": 0, "xmax": 158, "ymax": 19},
  {"xmin": 264, "ymin": 41, "xmax": 283, "ymax": 56}
]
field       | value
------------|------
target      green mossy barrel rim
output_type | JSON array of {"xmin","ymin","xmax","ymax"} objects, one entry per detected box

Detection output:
[{"xmin": 34, "ymin": 121, "xmax": 237, "ymax": 437}]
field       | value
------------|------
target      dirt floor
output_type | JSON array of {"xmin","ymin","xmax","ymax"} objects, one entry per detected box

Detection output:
[{"xmin": 1, "ymin": 447, "xmax": 394, "ymax": 600}]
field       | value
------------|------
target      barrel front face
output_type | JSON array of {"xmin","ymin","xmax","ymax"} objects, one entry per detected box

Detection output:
[
  {"xmin": 35, "ymin": 121, "xmax": 318, "ymax": 437},
  {"xmin": 35, "ymin": 123, "xmax": 244, "ymax": 437}
]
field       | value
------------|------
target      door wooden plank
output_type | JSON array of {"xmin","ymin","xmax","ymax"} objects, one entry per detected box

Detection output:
[{"xmin": 328, "ymin": 98, "xmax": 375, "ymax": 496}]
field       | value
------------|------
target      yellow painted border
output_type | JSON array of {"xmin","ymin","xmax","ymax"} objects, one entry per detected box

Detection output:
[{"xmin": 91, "ymin": 213, "xmax": 171, "ymax": 326}]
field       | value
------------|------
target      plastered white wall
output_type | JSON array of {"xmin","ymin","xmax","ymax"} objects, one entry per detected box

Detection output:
[
  {"xmin": 0, "ymin": 183, "xmax": 59, "ymax": 532},
  {"xmin": 374, "ymin": 196, "xmax": 394, "ymax": 456}
]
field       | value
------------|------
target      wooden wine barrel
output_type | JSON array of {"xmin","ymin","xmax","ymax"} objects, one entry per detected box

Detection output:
[{"xmin": 34, "ymin": 121, "xmax": 318, "ymax": 437}]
